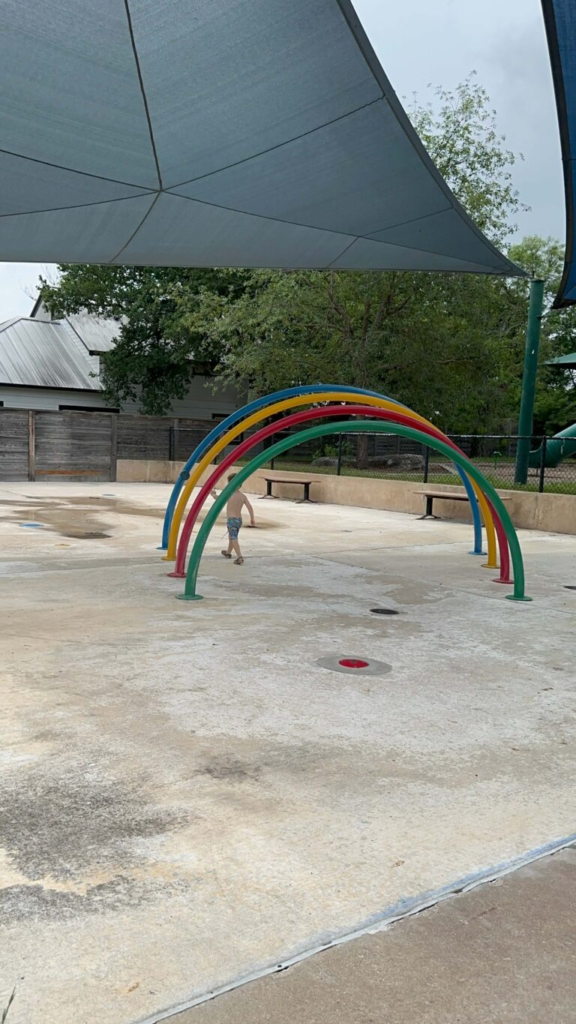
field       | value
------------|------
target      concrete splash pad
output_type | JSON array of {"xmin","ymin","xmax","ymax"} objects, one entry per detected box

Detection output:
[{"xmin": 0, "ymin": 482, "xmax": 575, "ymax": 1023}]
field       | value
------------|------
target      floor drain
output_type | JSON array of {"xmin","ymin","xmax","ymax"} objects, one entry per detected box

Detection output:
[
  {"xmin": 370, "ymin": 608, "xmax": 399, "ymax": 615},
  {"xmin": 564, "ymin": 586, "xmax": 576, "ymax": 590},
  {"xmin": 317, "ymin": 655, "xmax": 392, "ymax": 676}
]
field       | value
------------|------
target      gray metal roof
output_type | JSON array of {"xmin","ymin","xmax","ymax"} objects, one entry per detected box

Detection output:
[
  {"xmin": 66, "ymin": 313, "xmax": 119, "ymax": 353},
  {"xmin": 0, "ymin": 0, "xmax": 523, "ymax": 276},
  {"xmin": 0, "ymin": 318, "xmax": 103, "ymax": 390}
]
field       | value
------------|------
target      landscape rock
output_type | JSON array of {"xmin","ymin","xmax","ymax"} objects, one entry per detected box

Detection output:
[{"xmin": 368, "ymin": 454, "xmax": 424, "ymax": 470}]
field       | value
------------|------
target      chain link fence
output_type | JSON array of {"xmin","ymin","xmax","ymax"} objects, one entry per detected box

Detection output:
[
  {"xmin": 165, "ymin": 426, "xmax": 576, "ymax": 495},
  {"xmin": 230, "ymin": 430, "xmax": 576, "ymax": 495}
]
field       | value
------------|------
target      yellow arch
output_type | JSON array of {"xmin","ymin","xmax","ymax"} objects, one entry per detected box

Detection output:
[{"xmin": 165, "ymin": 392, "xmax": 498, "ymax": 567}]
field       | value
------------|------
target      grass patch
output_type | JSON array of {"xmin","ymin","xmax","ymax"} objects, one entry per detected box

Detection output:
[{"xmin": 231, "ymin": 456, "xmax": 576, "ymax": 495}]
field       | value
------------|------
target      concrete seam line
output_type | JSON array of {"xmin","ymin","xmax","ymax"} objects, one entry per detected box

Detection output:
[{"xmin": 138, "ymin": 831, "xmax": 576, "ymax": 1024}]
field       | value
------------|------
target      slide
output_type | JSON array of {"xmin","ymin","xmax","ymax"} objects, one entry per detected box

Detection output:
[{"xmin": 529, "ymin": 422, "xmax": 576, "ymax": 468}]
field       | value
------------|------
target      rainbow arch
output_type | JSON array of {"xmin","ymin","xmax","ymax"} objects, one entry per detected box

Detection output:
[
  {"xmin": 160, "ymin": 385, "xmax": 487, "ymax": 551},
  {"xmin": 168, "ymin": 404, "xmax": 511, "ymax": 584},
  {"xmin": 161, "ymin": 385, "xmax": 499, "ymax": 567},
  {"xmin": 174, "ymin": 418, "xmax": 529, "ymax": 603}
]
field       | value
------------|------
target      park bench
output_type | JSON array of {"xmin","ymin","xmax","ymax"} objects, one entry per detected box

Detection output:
[
  {"xmin": 416, "ymin": 489, "xmax": 510, "ymax": 520},
  {"xmin": 261, "ymin": 476, "xmax": 315, "ymax": 503}
]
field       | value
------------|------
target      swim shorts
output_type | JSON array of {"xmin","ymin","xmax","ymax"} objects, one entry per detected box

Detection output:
[{"xmin": 227, "ymin": 516, "xmax": 242, "ymax": 540}]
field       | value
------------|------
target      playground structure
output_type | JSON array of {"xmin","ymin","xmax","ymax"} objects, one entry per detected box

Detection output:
[
  {"xmin": 529, "ymin": 422, "xmax": 576, "ymax": 468},
  {"xmin": 162, "ymin": 387, "xmax": 494, "ymax": 564},
  {"xmin": 160, "ymin": 386, "xmax": 485, "ymax": 551},
  {"xmin": 160, "ymin": 385, "xmax": 530, "ymax": 604}
]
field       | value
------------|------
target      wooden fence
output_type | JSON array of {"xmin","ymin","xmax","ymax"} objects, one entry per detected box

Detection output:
[{"xmin": 0, "ymin": 409, "xmax": 215, "ymax": 482}]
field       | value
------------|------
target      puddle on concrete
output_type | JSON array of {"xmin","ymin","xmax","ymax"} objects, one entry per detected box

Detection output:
[
  {"xmin": 58, "ymin": 496, "xmax": 164, "ymax": 520},
  {"xmin": 0, "ymin": 495, "xmax": 160, "ymax": 519},
  {"xmin": 1, "ymin": 498, "xmax": 111, "ymax": 539},
  {"xmin": 0, "ymin": 495, "xmax": 281, "ymax": 536}
]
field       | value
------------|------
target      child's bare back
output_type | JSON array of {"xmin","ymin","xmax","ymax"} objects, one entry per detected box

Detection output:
[{"xmin": 226, "ymin": 488, "xmax": 250, "ymax": 519}]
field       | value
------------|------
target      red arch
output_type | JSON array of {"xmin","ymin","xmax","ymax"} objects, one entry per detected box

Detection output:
[{"xmin": 169, "ymin": 406, "xmax": 510, "ymax": 581}]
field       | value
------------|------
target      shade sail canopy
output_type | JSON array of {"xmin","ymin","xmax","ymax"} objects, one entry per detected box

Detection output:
[
  {"xmin": 542, "ymin": 0, "xmax": 576, "ymax": 305},
  {"xmin": 0, "ymin": 0, "xmax": 521, "ymax": 274}
]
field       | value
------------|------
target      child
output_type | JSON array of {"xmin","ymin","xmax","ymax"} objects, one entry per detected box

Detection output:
[{"xmin": 210, "ymin": 474, "xmax": 255, "ymax": 565}]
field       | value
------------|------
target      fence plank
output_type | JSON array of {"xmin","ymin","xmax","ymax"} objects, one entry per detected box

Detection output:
[
  {"xmin": 35, "ymin": 411, "xmax": 113, "ymax": 481},
  {"xmin": 0, "ymin": 410, "xmax": 29, "ymax": 480},
  {"xmin": 28, "ymin": 410, "xmax": 35, "ymax": 481},
  {"xmin": 110, "ymin": 415, "xmax": 118, "ymax": 482}
]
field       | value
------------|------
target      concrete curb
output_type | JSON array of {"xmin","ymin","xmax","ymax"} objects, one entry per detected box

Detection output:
[{"xmin": 139, "ymin": 830, "xmax": 576, "ymax": 1024}]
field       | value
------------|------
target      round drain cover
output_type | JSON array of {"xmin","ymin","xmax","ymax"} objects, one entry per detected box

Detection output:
[
  {"xmin": 317, "ymin": 655, "xmax": 392, "ymax": 676},
  {"xmin": 370, "ymin": 608, "xmax": 399, "ymax": 615}
]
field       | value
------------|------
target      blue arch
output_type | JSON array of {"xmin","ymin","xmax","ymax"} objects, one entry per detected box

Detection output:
[{"xmin": 160, "ymin": 384, "xmax": 483, "ymax": 554}]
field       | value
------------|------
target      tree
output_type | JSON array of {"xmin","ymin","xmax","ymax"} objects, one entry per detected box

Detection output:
[
  {"xmin": 411, "ymin": 74, "xmax": 524, "ymax": 245},
  {"xmin": 187, "ymin": 268, "xmax": 514, "ymax": 430},
  {"xmin": 40, "ymin": 266, "xmax": 252, "ymax": 415},
  {"xmin": 506, "ymin": 236, "xmax": 576, "ymax": 435}
]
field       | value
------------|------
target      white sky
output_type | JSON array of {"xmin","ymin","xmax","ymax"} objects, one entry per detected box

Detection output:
[{"xmin": 0, "ymin": 0, "xmax": 563, "ymax": 322}]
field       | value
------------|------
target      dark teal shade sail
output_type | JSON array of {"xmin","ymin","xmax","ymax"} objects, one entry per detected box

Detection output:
[
  {"xmin": 542, "ymin": 0, "xmax": 576, "ymax": 305},
  {"xmin": 0, "ymin": 0, "xmax": 523, "ymax": 274}
]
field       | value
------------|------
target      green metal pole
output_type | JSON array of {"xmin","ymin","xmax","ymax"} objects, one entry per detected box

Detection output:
[{"xmin": 515, "ymin": 278, "xmax": 545, "ymax": 484}]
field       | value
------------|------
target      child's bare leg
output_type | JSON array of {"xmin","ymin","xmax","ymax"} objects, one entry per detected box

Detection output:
[{"xmin": 231, "ymin": 538, "xmax": 242, "ymax": 559}]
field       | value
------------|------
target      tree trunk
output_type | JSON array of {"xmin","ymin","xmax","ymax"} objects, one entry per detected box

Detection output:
[{"xmin": 356, "ymin": 432, "xmax": 370, "ymax": 469}]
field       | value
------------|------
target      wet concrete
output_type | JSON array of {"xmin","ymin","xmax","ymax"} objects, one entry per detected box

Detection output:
[
  {"xmin": 0, "ymin": 481, "xmax": 575, "ymax": 1024},
  {"xmin": 0, "ymin": 493, "xmax": 166, "ymax": 538},
  {"xmin": 0, "ymin": 495, "xmax": 281, "ymax": 537}
]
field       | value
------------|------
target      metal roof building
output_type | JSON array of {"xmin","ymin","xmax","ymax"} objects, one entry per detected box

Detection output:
[
  {"xmin": 0, "ymin": 312, "xmax": 118, "ymax": 393},
  {"xmin": 0, "ymin": 317, "xmax": 97, "ymax": 391},
  {"xmin": 0, "ymin": 303, "xmax": 241, "ymax": 418}
]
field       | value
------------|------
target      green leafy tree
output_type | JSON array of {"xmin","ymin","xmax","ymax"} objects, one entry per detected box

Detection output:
[
  {"xmin": 411, "ymin": 74, "xmax": 525, "ymax": 244},
  {"xmin": 186, "ymin": 268, "xmax": 516, "ymax": 432}
]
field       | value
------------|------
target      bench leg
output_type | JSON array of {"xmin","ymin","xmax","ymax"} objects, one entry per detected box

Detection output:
[
  {"xmin": 260, "ymin": 480, "xmax": 276, "ymax": 499},
  {"xmin": 296, "ymin": 482, "xmax": 315, "ymax": 504},
  {"xmin": 417, "ymin": 496, "xmax": 441, "ymax": 520}
]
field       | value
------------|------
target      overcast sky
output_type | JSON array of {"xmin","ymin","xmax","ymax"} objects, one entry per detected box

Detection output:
[{"xmin": 0, "ymin": 0, "xmax": 563, "ymax": 322}]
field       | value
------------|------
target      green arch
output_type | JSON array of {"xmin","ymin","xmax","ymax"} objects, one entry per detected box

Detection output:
[{"xmin": 178, "ymin": 420, "xmax": 529, "ymax": 603}]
